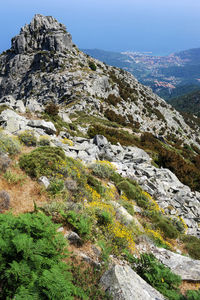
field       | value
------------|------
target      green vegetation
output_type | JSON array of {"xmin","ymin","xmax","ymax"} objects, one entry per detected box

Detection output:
[
  {"xmin": 3, "ymin": 170, "xmax": 26, "ymax": 185},
  {"xmin": 19, "ymin": 146, "xmax": 66, "ymax": 178},
  {"xmin": 88, "ymin": 61, "xmax": 97, "ymax": 71},
  {"xmin": 0, "ymin": 132, "xmax": 21, "ymax": 155},
  {"xmin": 0, "ymin": 212, "xmax": 85, "ymax": 299},
  {"xmin": 61, "ymin": 210, "xmax": 93, "ymax": 241},
  {"xmin": 181, "ymin": 235, "xmax": 200, "ymax": 260},
  {"xmin": 18, "ymin": 130, "xmax": 37, "ymax": 146}
]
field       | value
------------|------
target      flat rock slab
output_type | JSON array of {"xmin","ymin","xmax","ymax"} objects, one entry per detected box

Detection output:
[
  {"xmin": 100, "ymin": 264, "xmax": 165, "ymax": 300},
  {"xmin": 151, "ymin": 247, "xmax": 200, "ymax": 281}
]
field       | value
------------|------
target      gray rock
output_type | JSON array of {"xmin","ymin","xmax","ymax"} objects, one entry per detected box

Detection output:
[
  {"xmin": 0, "ymin": 95, "xmax": 16, "ymax": 107},
  {"xmin": 38, "ymin": 176, "xmax": 50, "ymax": 189},
  {"xmin": 64, "ymin": 178, "xmax": 77, "ymax": 191},
  {"xmin": 26, "ymin": 99, "xmax": 43, "ymax": 112},
  {"xmin": 100, "ymin": 264, "xmax": 165, "ymax": 300},
  {"xmin": 151, "ymin": 247, "xmax": 200, "ymax": 281},
  {"xmin": 28, "ymin": 119, "xmax": 56, "ymax": 134},
  {"xmin": 0, "ymin": 153, "xmax": 11, "ymax": 172},
  {"xmin": 0, "ymin": 190, "xmax": 10, "ymax": 212},
  {"xmin": 79, "ymin": 253, "xmax": 101, "ymax": 268},
  {"xmin": 58, "ymin": 112, "xmax": 72, "ymax": 123},
  {"xmin": 15, "ymin": 100, "xmax": 26, "ymax": 113},
  {"xmin": 0, "ymin": 109, "xmax": 28, "ymax": 132},
  {"xmin": 111, "ymin": 201, "xmax": 134, "ymax": 225},
  {"xmin": 93, "ymin": 135, "xmax": 109, "ymax": 148},
  {"xmin": 65, "ymin": 231, "xmax": 82, "ymax": 246}
]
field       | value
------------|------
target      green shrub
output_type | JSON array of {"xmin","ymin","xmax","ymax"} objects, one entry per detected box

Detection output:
[
  {"xmin": 125, "ymin": 252, "xmax": 182, "ymax": 300},
  {"xmin": 151, "ymin": 213, "xmax": 179, "ymax": 239},
  {"xmin": 87, "ymin": 174, "xmax": 106, "ymax": 196},
  {"xmin": 3, "ymin": 170, "xmax": 26, "ymax": 185},
  {"xmin": 117, "ymin": 180, "xmax": 149, "ymax": 208},
  {"xmin": 105, "ymin": 94, "xmax": 122, "ymax": 106},
  {"xmin": 48, "ymin": 179, "xmax": 65, "ymax": 196},
  {"xmin": 186, "ymin": 290, "xmax": 200, "ymax": 300},
  {"xmin": 0, "ymin": 212, "xmax": 85, "ymax": 299},
  {"xmin": 19, "ymin": 146, "xmax": 66, "ymax": 178},
  {"xmin": 0, "ymin": 133, "xmax": 21, "ymax": 155},
  {"xmin": 39, "ymin": 137, "xmax": 50, "ymax": 146},
  {"xmin": 44, "ymin": 103, "xmax": 59, "ymax": 116},
  {"xmin": 18, "ymin": 130, "xmax": 37, "ymax": 146},
  {"xmin": 88, "ymin": 123, "xmax": 140, "ymax": 147},
  {"xmin": 91, "ymin": 161, "xmax": 115, "ymax": 179},
  {"xmin": 104, "ymin": 109, "xmax": 127, "ymax": 126},
  {"xmin": 181, "ymin": 235, "xmax": 200, "ymax": 260},
  {"xmin": 88, "ymin": 61, "xmax": 97, "ymax": 71},
  {"xmin": 62, "ymin": 210, "xmax": 93, "ymax": 240},
  {"xmin": 96, "ymin": 209, "xmax": 113, "ymax": 226}
]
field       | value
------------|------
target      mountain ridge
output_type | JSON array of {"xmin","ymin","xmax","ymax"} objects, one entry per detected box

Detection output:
[{"xmin": 0, "ymin": 14, "xmax": 200, "ymax": 300}]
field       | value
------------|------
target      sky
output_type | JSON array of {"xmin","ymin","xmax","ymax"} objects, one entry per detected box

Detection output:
[{"xmin": 1, "ymin": 0, "xmax": 200, "ymax": 55}]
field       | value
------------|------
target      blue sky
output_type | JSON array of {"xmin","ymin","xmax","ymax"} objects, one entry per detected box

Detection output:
[{"xmin": 1, "ymin": 0, "xmax": 200, "ymax": 55}]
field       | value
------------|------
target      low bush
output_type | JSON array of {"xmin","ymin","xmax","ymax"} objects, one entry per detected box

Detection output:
[
  {"xmin": 48, "ymin": 179, "xmax": 65, "ymax": 196},
  {"xmin": 151, "ymin": 213, "xmax": 179, "ymax": 239},
  {"xmin": 87, "ymin": 174, "xmax": 106, "ymax": 196},
  {"xmin": 104, "ymin": 109, "xmax": 127, "ymax": 126},
  {"xmin": 181, "ymin": 235, "xmax": 200, "ymax": 260},
  {"xmin": 91, "ymin": 161, "xmax": 115, "ymax": 179},
  {"xmin": 3, "ymin": 170, "xmax": 26, "ymax": 185},
  {"xmin": 96, "ymin": 209, "xmax": 113, "ymax": 226},
  {"xmin": 44, "ymin": 102, "xmax": 59, "ymax": 116},
  {"xmin": 62, "ymin": 210, "xmax": 93, "ymax": 240},
  {"xmin": 88, "ymin": 61, "xmax": 97, "ymax": 71},
  {"xmin": 0, "ymin": 212, "xmax": 85, "ymax": 299},
  {"xmin": 38, "ymin": 137, "xmax": 50, "ymax": 146},
  {"xmin": 105, "ymin": 94, "xmax": 122, "ymax": 106},
  {"xmin": 0, "ymin": 133, "xmax": 21, "ymax": 155},
  {"xmin": 18, "ymin": 130, "xmax": 37, "ymax": 146},
  {"xmin": 117, "ymin": 180, "xmax": 149, "ymax": 208},
  {"xmin": 19, "ymin": 146, "xmax": 66, "ymax": 178},
  {"xmin": 88, "ymin": 123, "xmax": 140, "ymax": 146}
]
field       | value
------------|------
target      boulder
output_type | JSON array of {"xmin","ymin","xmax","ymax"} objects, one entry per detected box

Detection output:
[
  {"xmin": 100, "ymin": 264, "xmax": 165, "ymax": 300},
  {"xmin": 65, "ymin": 231, "xmax": 82, "ymax": 246},
  {"xmin": 0, "ymin": 109, "xmax": 28, "ymax": 132},
  {"xmin": 151, "ymin": 247, "xmax": 200, "ymax": 281},
  {"xmin": 27, "ymin": 119, "xmax": 56, "ymax": 134},
  {"xmin": 93, "ymin": 135, "xmax": 109, "ymax": 148},
  {"xmin": 38, "ymin": 176, "xmax": 50, "ymax": 189}
]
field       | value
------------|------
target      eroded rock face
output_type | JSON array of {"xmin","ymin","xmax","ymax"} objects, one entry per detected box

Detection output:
[
  {"xmin": 11, "ymin": 14, "xmax": 73, "ymax": 54},
  {"xmin": 100, "ymin": 264, "xmax": 165, "ymax": 300}
]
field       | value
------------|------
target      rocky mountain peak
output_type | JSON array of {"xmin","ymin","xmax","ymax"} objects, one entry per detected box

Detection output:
[{"xmin": 11, "ymin": 14, "xmax": 73, "ymax": 54}]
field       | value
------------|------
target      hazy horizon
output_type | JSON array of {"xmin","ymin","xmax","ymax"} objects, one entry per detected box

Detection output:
[{"xmin": 0, "ymin": 0, "xmax": 200, "ymax": 56}]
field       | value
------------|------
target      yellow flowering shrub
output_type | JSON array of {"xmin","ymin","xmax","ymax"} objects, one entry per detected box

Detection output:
[
  {"xmin": 146, "ymin": 229, "xmax": 172, "ymax": 249},
  {"xmin": 62, "ymin": 138, "xmax": 74, "ymax": 146},
  {"xmin": 107, "ymin": 221, "xmax": 135, "ymax": 251}
]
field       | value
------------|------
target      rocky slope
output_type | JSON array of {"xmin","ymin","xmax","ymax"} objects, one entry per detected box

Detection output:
[{"xmin": 0, "ymin": 14, "xmax": 200, "ymax": 300}]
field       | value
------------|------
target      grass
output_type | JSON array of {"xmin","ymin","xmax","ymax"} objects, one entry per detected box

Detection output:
[{"xmin": 3, "ymin": 170, "xmax": 27, "ymax": 185}]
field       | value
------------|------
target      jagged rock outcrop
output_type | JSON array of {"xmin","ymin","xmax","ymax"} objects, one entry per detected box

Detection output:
[
  {"xmin": 100, "ymin": 264, "xmax": 165, "ymax": 300},
  {"xmin": 11, "ymin": 14, "xmax": 73, "ymax": 54}
]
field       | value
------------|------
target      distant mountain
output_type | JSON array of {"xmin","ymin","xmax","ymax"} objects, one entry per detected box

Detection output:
[
  {"xmin": 83, "ymin": 48, "xmax": 200, "ymax": 100},
  {"xmin": 169, "ymin": 89, "xmax": 200, "ymax": 117}
]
